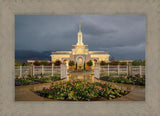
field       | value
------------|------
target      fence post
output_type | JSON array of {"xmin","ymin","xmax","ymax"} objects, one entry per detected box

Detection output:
[
  {"xmin": 52, "ymin": 65, "xmax": 53, "ymax": 76},
  {"xmin": 126, "ymin": 65, "xmax": 128, "ymax": 76},
  {"xmin": 20, "ymin": 66, "xmax": 22, "ymax": 78},
  {"xmin": 118, "ymin": 65, "xmax": 119, "ymax": 76},
  {"xmin": 140, "ymin": 65, "xmax": 141, "ymax": 77},
  {"xmin": 61, "ymin": 63, "xmax": 67, "ymax": 79},
  {"xmin": 128, "ymin": 62, "xmax": 132, "ymax": 77},
  {"xmin": 108, "ymin": 64, "xmax": 109, "ymax": 76},
  {"xmin": 42, "ymin": 65, "xmax": 44, "ymax": 75},
  {"xmin": 94, "ymin": 63, "xmax": 100, "ymax": 79},
  {"xmin": 33, "ymin": 65, "xmax": 34, "ymax": 76}
]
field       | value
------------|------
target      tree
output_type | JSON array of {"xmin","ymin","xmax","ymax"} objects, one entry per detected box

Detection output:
[
  {"xmin": 110, "ymin": 56, "xmax": 115, "ymax": 61},
  {"xmin": 87, "ymin": 60, "xmax": 93, "ymax": 66},
  {"xmin": 54, "ymin": 60, "xmax": 62, "ymax": 66},
  {"xmin": 119, "ymin": 62, "xmax": 127, "ymax": 65},
  {"xmin": 15, "ymin": 60, "xmax": 20, "ymax": 66},
  {"xmin": 142, "ymin": 60, "xmax": 145, "ymax": 66},
  {"xmin": 40, "ymin": 61, "xmax": 49, "ymax": 66},
  {"xmin": 75, "ymin": 62, "xmax": 77, "ymax": 70},
  {"xmin": 109, "ymin": 61, "xmax": 120, "ymax": 65},
  {"xmin": 48, "ymin": 62, "xmax": 52, "ymax": 66},
  {"xmin": 100, "ymin": 61, "xmax": 107, "ymax": 66},
  {"xmin": 69, "ymin": 60, "xmax": 75, "ymax": 66},
  {"xmin": 84, "ymin": 62, "xmax": 85, "ymax": 70},
  {"xmin": 132, "ymin": 59, "xmax": 144, "ymax": 66},
  {"xmin": 138, "ymin": 59, "xmax": 143, "ymax": 65},
  {"xmin": 22, "ymin": 62, "xmax": 27, "ymax": 66},
  {"xmin": 33, "ymin": 60, "xmax": 41, "ymax": 66}
]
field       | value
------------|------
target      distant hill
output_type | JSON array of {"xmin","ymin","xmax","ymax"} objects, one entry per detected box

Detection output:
[{"xmin": 15, "ymin": 50, "xmax": 53, "ymax": 63}]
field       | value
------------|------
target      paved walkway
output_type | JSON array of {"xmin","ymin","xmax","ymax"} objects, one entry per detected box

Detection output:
[{"xmin": 15, "ymin": 72, "xmax": 145, "ymax": 101}]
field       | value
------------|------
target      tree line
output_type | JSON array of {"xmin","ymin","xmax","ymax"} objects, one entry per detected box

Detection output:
[
  {"xmin": 15, "ymin": 59, "xmax": 145, "ymax": 66},
  {"xmin": 100, "ymin": 59, "xmax": 145, "ymax": 66}
]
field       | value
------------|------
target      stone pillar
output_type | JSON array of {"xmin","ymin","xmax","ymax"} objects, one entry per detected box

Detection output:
[
  {"xmin": 94, "ymin": 63, "xmax": 100, "ymax": 79},
  {"xmin": 61, "ymin": 63, "xmax": 67, "ymax": 79},
  {"xmin": 19, "ymin": 66, "xmax": 22, "ymax": 78},
  {"xmin": 29, "ymin": 65, "xmax": 33, "ymax": 77},
  {"xmin": 128, "ymin": 62, "xmax": 132, "ymax": 77}
]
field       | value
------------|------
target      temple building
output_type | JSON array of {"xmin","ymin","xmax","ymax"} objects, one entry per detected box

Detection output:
[{"xmin": 50, "ymin": 22, "xmax": 110, "ymax": 69}]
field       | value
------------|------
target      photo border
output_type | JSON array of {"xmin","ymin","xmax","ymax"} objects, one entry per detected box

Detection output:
[{"xmin": 0, "ymin": 0, "xmax": 160, "ymax": 116}]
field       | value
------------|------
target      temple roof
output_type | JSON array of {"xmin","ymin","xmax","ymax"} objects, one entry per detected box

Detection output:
[
  {"xmin": 51, "ymin": 51, "xmax": 71, "ymax": 55},
  {"xmin": 89, "ymin": 51, "xmax": 109, "ymax": 54}
]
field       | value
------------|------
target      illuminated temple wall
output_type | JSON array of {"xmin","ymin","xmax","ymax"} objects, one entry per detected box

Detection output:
[
  {"xmin": 50, "ymin": 54, "xmax": 70, "ymax": 62},
  {"xmin": 90, "ymin": 54, "xmax": 110, "ymax": 62},
  {"xmin": 50, "ymin": 22, "xmax": 110, "ymax": 67}
]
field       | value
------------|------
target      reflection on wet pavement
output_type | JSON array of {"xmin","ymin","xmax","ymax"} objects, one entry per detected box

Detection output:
[{"xmin": 66, "ymin": 71, "xmax": 95, "ymax": 82}]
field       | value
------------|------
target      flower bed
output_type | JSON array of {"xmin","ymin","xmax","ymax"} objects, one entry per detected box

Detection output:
[
  {"xmin": 15, "ymin": 76, "xmax": 61, "ymax": 86},
  {"xmin": 36, "ymin": 80, "xmax": 129, "ymax": 101},
  {"xmin": 100, "ymin": 76, "xmax": 145, "ymax": 86}
]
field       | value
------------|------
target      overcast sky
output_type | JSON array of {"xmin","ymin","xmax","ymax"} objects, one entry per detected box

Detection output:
[{"xmin": 15, "ymin": 15, "xmax": 145, "ymax": 60}]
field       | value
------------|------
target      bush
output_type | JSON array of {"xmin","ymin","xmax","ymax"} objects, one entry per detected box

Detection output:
[
  {"xmin": 75, "ymin": 63, "xmax": 77, "ymax": 70},
  {"xmin": 34, "ymin": 60, "xmax": 41, "ymax": 66},
  {"xmin": 22, "ymin": 62, "xmax": 27, "ymax": 66},
  {"xmin": 15, "ymin": 60, "xmax": 21, "ymax": 66},
  {"xmin": 87, "ymin": 60, "xmax": 93, "ymax": 66},
  {"xmin": 69, "ymin": 60, "xmax": 75, "ymax": 66},
  {"xmin": 119, "ymin": 62, "xmax": 127, "ymax": 65},
  {"xmin": 54, "ymin": 60, "xmax": 62, "ymax": 66},
  {"xmin": 40, "ymin": 61, "xmax": 49, "ymax": 66},
  {"xmin": 132, "ymin": 59, "xmax": 145, "ymax": 66},
  {"xmin": 100, "ymin": 61, "xmax": 107, "ymax": 65},
  {"xmin": 109, "ymin": 61, "xmax": 120, "ymax": 65}
]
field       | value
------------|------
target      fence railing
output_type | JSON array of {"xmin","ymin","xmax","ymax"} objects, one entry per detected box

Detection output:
[
  {"xmin": 15, "ymin": 66, "xmax": 61, "ymax": 78},
  {"xmin": 15, "ymin": 65, "xmax": 145, "ymax": 79},
  {"xmin": 100, "ymin": 65, "xmax": 145, "ymax": 77}
]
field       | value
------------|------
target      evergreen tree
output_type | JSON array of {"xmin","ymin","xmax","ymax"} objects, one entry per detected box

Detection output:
[
  {"xmin": 87, "ymin": 60, "xmax": 93, "ymax": 66},
  {"xmin": 84, "ymin": 62, "xmax": 85, "ymax": 70},
  {"xmin": 76, "ymin": 63, "xmax": 77, "ymax": 70},
  {"xmin": 22, "ymin": 62, "xmax": 26, "ymax": 66},
  {"xmin": 69, "ymin": 60, "xmax": 75, "ymax": 66}
]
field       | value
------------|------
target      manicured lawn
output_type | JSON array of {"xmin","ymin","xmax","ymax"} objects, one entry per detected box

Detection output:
[
  {"xmin": 36, "ymin": 80, "xmax": 129, "ymax": 101},
  {"xmin": 15, "ymin": 76, "xmax": 61, "ymax": 86},
  {"xmin": 100, "ymin": 76, "xmax": 145, "ymax": 86}
]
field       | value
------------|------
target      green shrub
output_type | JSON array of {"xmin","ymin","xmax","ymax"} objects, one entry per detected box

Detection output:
[
  {"xmin": 87, "ymin": 60, "xmax": 93, "ymax": 66},
  {"xmin": 119, "ymin": 62, "xmax": 127, "ymax": 65},
  {"xmin": 69, "ymin": 60, "xmax": 75, "ymax": 66},
  {"xmin": 100, "ymin": 61, "xmax": 107, "ymax": 65},
  {"xmin": 54, "ymin": 60, "xmax": 62, "ymax": 66},
  {"xmin": 109, "ymin": 61, "xmax": 120, "ymax": 65},
  {"xmin": 40, "ymin": 61, "xmax": 49, "ymax": 66},
  {"xmin": 34, "ymin": 60, "xmax": 41, "ymax": 66}
]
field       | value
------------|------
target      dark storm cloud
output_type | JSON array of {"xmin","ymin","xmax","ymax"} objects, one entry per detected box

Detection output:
[{"xmin": 15, "ymin": 15, "xmax": 145, "ymax": 60}]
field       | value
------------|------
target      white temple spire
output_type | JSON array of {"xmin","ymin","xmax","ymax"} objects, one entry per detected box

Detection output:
[{"xmin": 76, "ymin": 21, "xmax": 83, "ymax": 45}]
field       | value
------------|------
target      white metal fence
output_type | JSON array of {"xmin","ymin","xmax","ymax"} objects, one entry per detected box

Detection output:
[
  {"xmin": 15, "ymin": 65, "xmax": 145, "ymax": 78},
  {"xmin": 15, "ymin": 66, "xmax": 61, "ymax": 78},
  {"xmin": 100, "ymin": 65, "xmax": 145, "ymax": 77}
]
